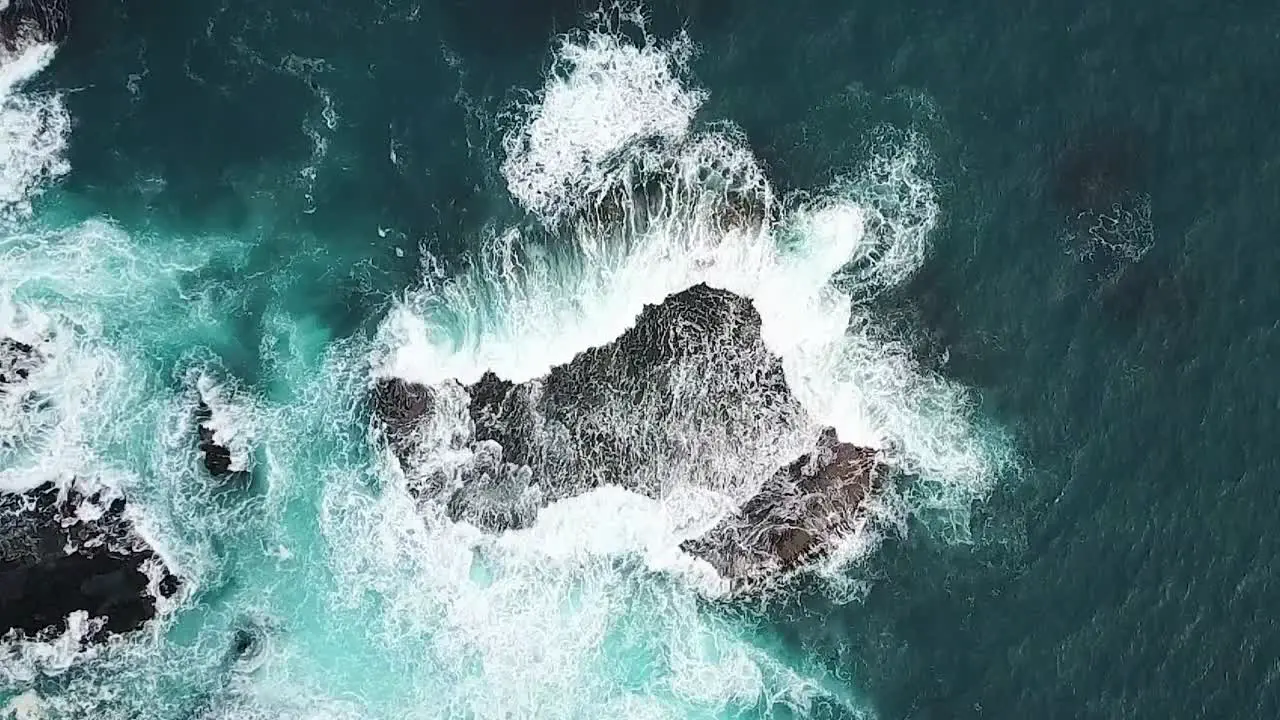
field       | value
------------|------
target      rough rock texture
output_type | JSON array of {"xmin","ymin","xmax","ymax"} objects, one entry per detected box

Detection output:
[
  {"xmin": 0, "ymin": 483, "xmax": 180, "ymax": 644},
  {"xmin": 680, "ymin": 427, "xmax": 881, "ymax": 593},
  {"xmin": 191, "ymin": 376, "xmax": 256, "ymax": 483},
  {"xmin": 0, "ymin": 0, "xmax": 70, "ymax": 49},
  {"xmin": 194, "ymin": 400, "xmax": 233, "ymax": 478},
  {"xmin": 371, "ymin": 375, "xmax": 435, "ymax": 462},
  {"xmin": 462, "ymin": 283, "xmax": 801, "ymax": 505},
  {"xmin": 373, "ymin": 284, "xmax": 883, "ymax": 591},
  {"xmin": 0, "ymin": 337, "xmax": 38, "ymax": 389}
]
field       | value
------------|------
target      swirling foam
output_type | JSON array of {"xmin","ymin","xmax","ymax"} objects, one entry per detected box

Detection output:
[
  {"xmin": 500, "ymin": 22, "xmax": 704, "ymax": 224},
  {"xmin": 0, "ymin": 41, "xmax": 69, "ymax": 220}
]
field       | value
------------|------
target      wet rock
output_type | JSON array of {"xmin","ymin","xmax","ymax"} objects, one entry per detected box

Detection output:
[
  {"xmin": 0, "ymin": 0, "xmax": 70, "ymax": 49},
  {"xmin": 371, "ymin": 376, "xmax": 435, "ymax": 461},
  {"xmin": 443, "ymin": 440, "xmax": 542, "ymax": 532},
  {"xmin": 451, "ymin": 284, "xmax": 801, "ymax": 518},
  {"xmin": 0, "ymin": 482, "xmax": 180, "ymax": 644},
  {"xmin": 194, "ymin": 400, "xmax": 233, "ymax": 478},
  {"xmin": 0, "ymin": 337, "xmax": 38, "ymax": 389},
  {"xmin": 681, "ymin": 427, "xmax": 882, "ymax": 594},
  {"xmin": 374, "ymin": 284, "xmax": 885, "ymax": 588},
  {"xmin": 192, "ymin": 377, "xmax": 254, "ymax": 483}
]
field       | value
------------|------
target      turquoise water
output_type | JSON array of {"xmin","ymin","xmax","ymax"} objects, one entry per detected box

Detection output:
[{"xmin": 3, "ymin": 1, "xmax": 1278, "ymax": 718}]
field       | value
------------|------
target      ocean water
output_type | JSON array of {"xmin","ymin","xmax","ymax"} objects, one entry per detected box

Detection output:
[{"xmin": 1, "ymin": 1, "xmax": 1278, "ymax": 719}]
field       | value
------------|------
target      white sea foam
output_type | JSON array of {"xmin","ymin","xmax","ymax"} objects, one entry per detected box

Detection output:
[
  {"xmin": 2, "ymin": 690, "xmax": 44, "ymax": 720},
  {"xmin": 0, "ymin": 11, "xmax": 1004, "ymax": 719},
  {"xmin": 361, "ymin": 17, "xmax": 1004, "ymax": 719},
  {"xmin": 194, "ymin": 371, "xmax": 258, "ymax": 475},
  {"xmin": 315, "ymin": 449, "xmax": 835, "ymax": 718},
  {"xmin": 0, "ymin": 41, "xmax": 69, "ymax": 219},
  {"xmin": 0, "ymin": 612, "xmax": 106, "ymax": 685},
  {"xmin": 378, "ymin": 20, "xmax": 997, "ymax": 532},
  {"xmin": 501, "ymin": 25, "xmax": 704, "ymax": 223},
  {"xmin": 0, "ymin": 293, "xmax": 129, "ymax": 495}
]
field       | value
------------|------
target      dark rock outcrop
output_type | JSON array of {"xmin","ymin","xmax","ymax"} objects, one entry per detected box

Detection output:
[
  {"xmin": 0, "ymin": 337, "xmax": 38, "ymax": 389},
  {"xmin": 680, "ymin": 427, "xmax": 881, "ymax": 593},
  {"xmin": 371, "ymin": 375, "xmax": 435, "ymax": 462},
  {"xmin": 192, "ymin": 377, "xmax": 255, "ymax": 483},
  {"xmin": 194, "ymin": 400, "xmax": 234, "ymax": 478},
  {"xmin": 0, "ymin": 482, "xmax": 180, "ymax": 644},
  {"xmin": 0, "ymin": 0, "xmax": 70, "ymax": 49},
  {"xmin": 462, "ymin": 283, "xmax": 800, "ymax": 506},
  {"xmin": 373, "ymin": 284, "xmax": 883, "ymax": 592}
]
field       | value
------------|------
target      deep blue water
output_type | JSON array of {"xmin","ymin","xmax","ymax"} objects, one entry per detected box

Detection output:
[{"xmin": 5, "ymin": 0, "xmax": 1280, "ymax": 718}]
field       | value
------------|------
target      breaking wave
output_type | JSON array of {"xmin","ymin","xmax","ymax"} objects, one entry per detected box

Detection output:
[{"xmin": 0, "ymin": 40, "xmax": 68, "ymax": 220}]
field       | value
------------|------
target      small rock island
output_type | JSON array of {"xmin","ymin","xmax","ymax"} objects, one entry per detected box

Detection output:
[{"xmin": 373, "ymin": 284, "xmax": 884, "ymax": 594}]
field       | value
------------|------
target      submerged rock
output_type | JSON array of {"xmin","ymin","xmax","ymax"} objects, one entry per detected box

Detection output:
[
  {"xmin": 0, "ymin": 0, "xmax": 70, "ymax": 49},
  {"xmin": 0, "ymin": 482, "xmax": 180, "ymax": 644},
  {"xmin": 374, "ymin": 284, "xmax": 885, "ymax": 592}
]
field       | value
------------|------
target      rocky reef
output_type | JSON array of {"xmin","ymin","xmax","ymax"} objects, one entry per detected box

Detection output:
[
  {"xmin": 0, "ymin": 482, "xmax": 181, "ymax": 644},
  {"xmin": 0, "ymin": 337, "xmax": 38, "ymax": 388},
  {"xmin": 0, "ymin": 0, "xmax": 70, "ymax": 49},
  {"xmin": 195, "ymin": 399, "xmax": 234, "ymax": 478},
  {"xmin": 373, "ymin": 284, "xmax": 884, "ymax": 593}
]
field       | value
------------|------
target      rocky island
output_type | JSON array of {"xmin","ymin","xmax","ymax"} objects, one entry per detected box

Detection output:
[
  {"xmin": 0, "ymin": 0, "xmax": 70, "ymax": 49},
  {"xmin": 373, "ymin": 284, "xmax": 885, "ymax": 594}
]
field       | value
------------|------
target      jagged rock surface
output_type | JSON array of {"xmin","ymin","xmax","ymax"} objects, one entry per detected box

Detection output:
[
  {"xmin": 0, "ymin": 0, "xmax": 70, "ymax": 49},
  {"xmin": 195, "ymin": 400, "xmax": 233, "ymax": 478},
  {"xmin": 0, "ymin": 337, "xmax": 38, "ymax": 389},
  {"xmin": 373, "ymin": 284, "xmax": 883, "ymax": 592},
  {"xmin": 0, "ymin": 483, "xmax": 180, "ymax": 644},
  {"xmin": 680, "ymin": 427, "xmax": 881, "ymax": 593}
]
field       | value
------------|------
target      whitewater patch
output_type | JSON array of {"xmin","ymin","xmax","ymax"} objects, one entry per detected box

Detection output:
[
  {"xmin": 0, "ymin": 9, "xmax": 1007, "ymax": 720},
  {"xmin": 0, "ymin": 40, "xmax": 68, "ymax": 220},
  {"xmin": 0, "ymin": 294, "xmax": 129, "ymax": 495},
  {"xmin": 192, "ymin": 371, "xmax": 258, "ymax": 477},
  {"xmin": 360, "ymin": 16, "xmax": 1004, "ymax": 719},
  {"xmin": 318, "ymin": 452, "xmax": 845, "ymax": 718}
]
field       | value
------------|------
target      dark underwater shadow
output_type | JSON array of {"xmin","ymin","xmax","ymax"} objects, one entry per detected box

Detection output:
[{"xmin": 1049, "ymin": 122, "xmax": 1148, "ymax": 216}]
